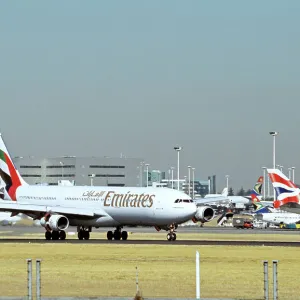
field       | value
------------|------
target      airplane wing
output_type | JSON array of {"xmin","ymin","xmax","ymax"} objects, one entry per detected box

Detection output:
[{"xmin": 0, "ymin": 201, "xmax": 107, "ymax": 219}]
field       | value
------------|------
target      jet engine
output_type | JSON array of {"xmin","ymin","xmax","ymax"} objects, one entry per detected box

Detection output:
[
  {"xmin": 193, "ymin": 206, "xmax": 215, "ymax": 223},
  {"xmin": 40, "ymin": 214, "xmax": 69, "ymax": 231}
]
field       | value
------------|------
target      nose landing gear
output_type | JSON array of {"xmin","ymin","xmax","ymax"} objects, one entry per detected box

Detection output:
[
  {"xmin": 166, "ymin": 224, "xmax": 177, "ymax": 241},
  {"xmin": 167, "ymin": 232, "xmax": 176, "ymax": 241}
]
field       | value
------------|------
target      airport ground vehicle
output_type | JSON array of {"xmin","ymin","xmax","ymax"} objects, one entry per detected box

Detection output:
[
  {"xmin": 243, "ymin": 221, "xmax": 254, "ymax": 229},
  {"xmin": 232, "ymin": 214, "xmax": 254, "ymax": 229}
]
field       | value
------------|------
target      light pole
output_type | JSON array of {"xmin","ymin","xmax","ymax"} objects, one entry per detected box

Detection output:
[
  {"xmin": 139, "ymin": 162, "xmax": 144, "ymax": 187},
  {"xmin": 188, "ymin": 166, "xmax": 191, "ymax": 196},
  {"xmin": 193, "ymin": 168, "xmax": 196, "ymax": 199},
  {"xmin": 59, "ymin": 161, "xmax": 64, "ymax": 179},
  {"xmin": 174, "ymin": 147, "xmax": 182, "ymax": 191},
  {"xmin": 89, "ymin": 174, "xmax": 95, "ymax": 186},
  {"xmin": 269, "ymin": 131, "xmax": 278, "ymax": 169},
  {"xmin": 267, "ymin": 175, "xmax": 270, "ymax": 199},
  {"xmin": 225, "ymin": 175, "xmax": 229, "ymax": 191},
  {"xmin": 145, "ymin": 163, "xmax": 150, "ymax": 187},
  {"xmin": 269, "ymin": 131, "xmax": 278, "ymax": 200},
  {"xmin": 171, "ymin": 167, "xmax": 174, "ymax": 189},
  {"xmin": 292, "ymin": 167, "xmax": 295, "ymax": 183},
  {"xmin": 288, "ymin": 168, "xmax": 292, "ymax": 180},
  {"xmin": 262, "ymin": 167, "xmax": 267, "ymax": 200}
]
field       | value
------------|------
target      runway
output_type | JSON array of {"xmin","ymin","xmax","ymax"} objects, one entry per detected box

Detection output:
[
  {"xmin": 0, "ymin": 238, "xmax": 299, "ymax": 247},
  {"xmin": 0, "ymin": 225, "xmax": 299, "ymax": 246},
  {"xmin": 1, "ymin": 225, "xmax": 300, "ymax": 235}
]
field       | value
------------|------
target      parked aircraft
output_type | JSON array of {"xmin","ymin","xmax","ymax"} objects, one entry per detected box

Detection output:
[
  {"xmin": 0, "ymin": 134, "xmax": 212, "ymax": 241},
  {"xmin": 251, "ymin": 192, "xmax": 300, "ymax": 225},
  {"xmin": 0, "ymin": 212, "xmax": 22, "ymax": 226},
  {"xmin": 195, "ymin": 176, "xmax": 264, "ymax": 207},
  {"xmin": 267, "ymin": 168, "xmax": 300, "ymax": 214}
]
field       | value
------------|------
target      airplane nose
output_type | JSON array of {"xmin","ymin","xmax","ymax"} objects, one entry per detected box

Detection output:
[{"xmin": 188, "ymin": 203, "xmax": 197, "ymax": 217}]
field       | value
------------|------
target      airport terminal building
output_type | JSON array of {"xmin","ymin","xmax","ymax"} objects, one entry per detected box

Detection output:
[{"xmin": 12, "ymin": 156, "xmax": 144, "ymax": 187}]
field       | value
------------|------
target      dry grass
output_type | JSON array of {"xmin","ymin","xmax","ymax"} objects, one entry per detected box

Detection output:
[{"xmin": 0, "ymin": 243, "xmax": 299, "ymax": 299}]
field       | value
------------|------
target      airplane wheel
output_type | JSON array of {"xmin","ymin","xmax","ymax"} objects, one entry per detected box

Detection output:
[
  {"xmin": 83, "ymin": 231, "xmax": 90, "ymax": 240},
  {"xmin": 59, "ymin": 230, "xmax": 66, "ymax": 240},
  {"xmin": 52, "ymin": 231, "xmax": 59, "ymax": 240},
  {"xmin": 121, "ymin": 231, "xmax": 128, "ymax": 241},
  {"xmin": 172, "ymin": 233, "xmax": 177, "ymax": 241},
  {"xmin": 78, "ymin": 230, "xmax": 84, "ymax": 240},
  {"xmin": 114, "ymin": 231, "xmax": 121, "ymax": 240},
  {"xmin": 107, "ymin": 231, "xmax": 113, "ymax": 240},
  {"xmin": 45, "ymin": 231, "xmax": 52, "ymax": 240},
  {"xmin": 167, "ymin": 233, "xmax": 172, "ymax": 241}
]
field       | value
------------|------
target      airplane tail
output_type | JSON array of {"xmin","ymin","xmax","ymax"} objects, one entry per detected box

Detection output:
[
  {"xmin": 251, "ymin": 176, "xmax": 263, "ymax": 197},
  {"xmin": 250, "ymin": 193, "xmax": 270, "ymax": 213},
  {"xmin": 221, "ymin": 187, "xmax": 228, "ymax": 197},
  {"xmin": 0, "ymin": 134, "xmax": 28, "ymax": 201},
  {"xmin": 267, "ymin": 169, "xmax": 300, "ymax": 209}
]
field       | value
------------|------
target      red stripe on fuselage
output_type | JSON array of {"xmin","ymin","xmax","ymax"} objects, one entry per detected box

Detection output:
[{"xmin": 4, "ymin": 153, "xmax": 21, "ymax": 201}]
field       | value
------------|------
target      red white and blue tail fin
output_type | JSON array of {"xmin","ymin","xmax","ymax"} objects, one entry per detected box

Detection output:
[
  {"xmin": 267, "ymin": 169, "xmax": 300, "ymax": 209},
  {"xmin": 0, "ymin": 134, "xmax": 28, "ymax": 201}
]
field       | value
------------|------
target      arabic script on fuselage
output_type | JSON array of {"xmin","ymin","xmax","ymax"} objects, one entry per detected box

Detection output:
[{"xmin": 82, "ymin": 190, "xmax": 155, "ymax": 208}]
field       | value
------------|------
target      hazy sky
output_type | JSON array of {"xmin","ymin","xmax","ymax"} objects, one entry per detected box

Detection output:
[{"xmin": 1, "ymin": 1, "xmax": 299, "ymax": 191}]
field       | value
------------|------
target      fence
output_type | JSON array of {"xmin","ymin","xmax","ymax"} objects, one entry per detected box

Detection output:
[
  {"xmin": 263, "ymin": 260, "xmax": 278, "ymax": 300},
  {"xmin": 20, "ymin": 254, "xmax": 279, "ymax": 300}
]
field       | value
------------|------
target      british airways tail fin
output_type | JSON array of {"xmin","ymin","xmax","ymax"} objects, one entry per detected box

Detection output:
[
  {"xmin": 0, "ymin": 134, "xmax": 28, "ymax": 201},
  {"xmin": 267, "ymin": 169, "xmax": 300, "ymax": 209}
]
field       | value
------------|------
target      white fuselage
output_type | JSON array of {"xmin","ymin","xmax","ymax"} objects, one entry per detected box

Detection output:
[
  {"xmin": 259, "ymin": 212, "xmax": 300, "ymax": 225},
  {"xmin": 197, "ymin": 195, "xmax": 251, "ymax": 206},
  {"xmin": 14, "ymin": 185, "xmax": 197, "ymax": 228}
]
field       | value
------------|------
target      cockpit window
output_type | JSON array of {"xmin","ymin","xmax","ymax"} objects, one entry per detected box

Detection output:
[{"xmin": 175, "ymin": 199, "xmax": 194, "ymax": 203}]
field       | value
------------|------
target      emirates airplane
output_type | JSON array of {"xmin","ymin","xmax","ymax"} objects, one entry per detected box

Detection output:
[{"xmin": 0, "ymin": 134, "xmax": 209, "ymax": 241}]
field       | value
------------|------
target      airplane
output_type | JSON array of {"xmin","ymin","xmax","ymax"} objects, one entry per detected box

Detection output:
[
  {"xmin": 0, "ymin": 133, "xmax": 211, "ymax": 241},
  {"xmin": 251, "ymin": 190, "xmax": 300, "ymax": 225},
  {"xmin": 0, "ymin": 212, "xmax": 22, "ymax": 226},
  {"xmin": 267, "ymin": 168, "xmax": 300, "ymax": 214},
  {"xmin": 195, "ymin": 176, "xmax": 264, "ymax": 207},
  {"xmin": 204, "ymin": 187, "xmax": 228, "ymax": 199}
]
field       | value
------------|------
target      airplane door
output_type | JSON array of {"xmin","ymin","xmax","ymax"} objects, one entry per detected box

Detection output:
[{"xmin": 154, "ymin": 199, "xmax": 164, "ymax": 216}]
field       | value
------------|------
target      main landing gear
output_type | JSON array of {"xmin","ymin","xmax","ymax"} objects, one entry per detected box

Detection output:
[
  {"xmin": 167, "ymin": 224, "xmax": 177, "ymax": 241},
  {"xmin": 45, "ymin": 230, "xmax": 66, "ymax": 240},
  {"xmin": 106, "ymin": 226, "xmax": 128, "ymax": 241},
  {"xmin": 77, "ymin": 226, "xmax": 91, "ymax": 240}
]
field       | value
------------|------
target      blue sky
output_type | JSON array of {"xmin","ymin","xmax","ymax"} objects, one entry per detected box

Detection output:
[{"xmin": 1, "ymin": 1, "xmax": 299, "ymax": 190}]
